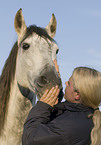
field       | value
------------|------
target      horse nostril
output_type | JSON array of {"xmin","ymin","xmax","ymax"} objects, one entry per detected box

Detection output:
[
  {"xmin": 40, "ymin": 76, "xmax": 48, "ymax": 85},
  {"xmin": 37, "ymin": 76, "xmax": 48, "ymax": 88}
]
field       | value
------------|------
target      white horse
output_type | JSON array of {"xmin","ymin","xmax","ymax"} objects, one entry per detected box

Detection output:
[{"xmin": 0, "ymin": 9, "xmax": 62, "ymax": 145}]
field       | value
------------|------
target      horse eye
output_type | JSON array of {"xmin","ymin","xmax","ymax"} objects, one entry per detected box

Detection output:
[
  {"xmin": 22, "ymin": 43, "xmax": 30, "ymax": 50},
  {"xmin": 56, "ymin": 49, "xmax": 59, "ymax": 54}
]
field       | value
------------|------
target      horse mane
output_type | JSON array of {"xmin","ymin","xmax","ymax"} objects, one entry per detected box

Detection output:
[
  {"xmin": 0, "ymin": 42, "xmax": 18, "ymax": 134},
  {"xmin": 20, "ymin": 25, "xmax": 55, "ymax": 45}
]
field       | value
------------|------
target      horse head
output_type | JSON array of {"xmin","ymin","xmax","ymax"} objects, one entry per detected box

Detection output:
[{"xmin": 14, "ymin": 9, "xmax": 62, "ymax": 101}]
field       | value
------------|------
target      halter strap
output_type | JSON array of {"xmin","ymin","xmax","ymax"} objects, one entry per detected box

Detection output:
[{"xmin": 17, "ymin": 83, "xmax": 36, "ymax": 105}]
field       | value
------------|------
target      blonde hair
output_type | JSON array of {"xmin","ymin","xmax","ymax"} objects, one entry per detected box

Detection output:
[{"xmin": 72, "ymin": 67, "xmax": 101, "ymax": 145}]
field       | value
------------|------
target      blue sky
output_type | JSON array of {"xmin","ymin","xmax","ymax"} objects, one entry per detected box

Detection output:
[{"xmin": 0, "ymin": 1, "xmax": 101, "ymax": 108}]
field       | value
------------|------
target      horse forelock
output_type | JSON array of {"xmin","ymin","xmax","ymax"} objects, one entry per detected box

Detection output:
[
  {"xmin": 0, "ymin": 42, "xmax": 18, "ymax": 133},
  {"xmin": 20, "ymin": 25, "xmax": 55, "ymax": 45}
]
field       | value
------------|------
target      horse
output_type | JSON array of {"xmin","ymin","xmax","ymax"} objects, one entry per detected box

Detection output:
[{"xmin": 0, "ymin": 9, "xmax": 62, "ymax": 145}]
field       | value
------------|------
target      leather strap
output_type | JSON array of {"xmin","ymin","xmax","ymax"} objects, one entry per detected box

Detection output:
[{"xmin": 17, "ymin": 83, "xmax": 36, "ymax": 105}]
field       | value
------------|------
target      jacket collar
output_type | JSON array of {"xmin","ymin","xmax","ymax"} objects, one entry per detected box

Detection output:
[{"xmin": 54, "ymin": 101, "xmax": 94, "ymax": 113}]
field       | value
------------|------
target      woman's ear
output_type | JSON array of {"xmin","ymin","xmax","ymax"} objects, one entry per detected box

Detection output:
[{"xmin": 75, "ymin": 92, "xmax": 81, "ymax": 101}]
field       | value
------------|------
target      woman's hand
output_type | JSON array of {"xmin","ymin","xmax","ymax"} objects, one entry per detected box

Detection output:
[{"xmin": 40, "ymin": 86, "xmax": 60, "ymax": 107}]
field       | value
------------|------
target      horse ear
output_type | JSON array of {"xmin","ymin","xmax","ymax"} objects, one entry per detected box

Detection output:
[
  {"xmin": 46, "ymin": 14, "xmax": 57, "ymax": 38},
  {"xmin": 14, "ymin": 8, "xmax": 27, "ymax": 38}
]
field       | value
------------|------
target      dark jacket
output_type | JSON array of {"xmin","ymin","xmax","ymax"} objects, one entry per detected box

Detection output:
[{"xmin": 22, "ymin": 101, "xmax": 94, "ymax": 145}]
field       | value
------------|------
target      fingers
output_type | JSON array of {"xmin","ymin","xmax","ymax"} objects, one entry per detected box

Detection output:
[
  {"xmin": 47, "ymin": 86, "xmax": 58, "ymax": 99},
  {"xmin": 55, "ymin": 98, "xmax": 58, "ymax": 105},
  {"xmin": 40, "ymin": 87, "xmax": 55, "ymax": 101},
  {"xmin": 40, "ymin": 86, "xmax": 60, "ymax": 107},
  {"xmin": 48, "ymin": 88, "xmax": 59, "ymax": 105},
  {"xmin": 40, "ymin": 88, "xmax": 54, "ymax": 100}
]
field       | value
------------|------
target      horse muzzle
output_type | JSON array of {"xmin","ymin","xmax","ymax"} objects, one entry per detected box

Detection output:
[{"xmin": 34, "ymin": 67, "xmax": 62, "ymax": 98}]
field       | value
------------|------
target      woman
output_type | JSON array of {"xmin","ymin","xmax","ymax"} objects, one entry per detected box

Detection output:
[{"xmin": 22, "ymin": 66, "xmax": 101, "ymax": 145}]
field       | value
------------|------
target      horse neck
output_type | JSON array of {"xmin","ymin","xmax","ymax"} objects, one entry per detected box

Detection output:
[{"xmin": 0, "ymin": 75, "xmax": 32, "ymax": 145}]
